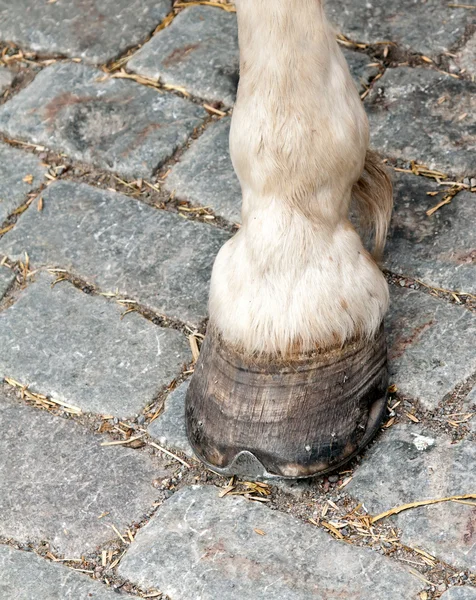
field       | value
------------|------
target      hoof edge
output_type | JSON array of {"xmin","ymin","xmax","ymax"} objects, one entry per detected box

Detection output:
[{"xmin": 186, "ymin": 326, "xmax": 388, "ymax": 479}]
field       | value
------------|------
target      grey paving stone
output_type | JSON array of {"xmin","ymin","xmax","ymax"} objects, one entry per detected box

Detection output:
[
  {"xmin": 0, "ymin": 0, "xmax": 171, "ymax": 64},
  {"xmin": 0, "ymin": 545, "xmax": 140, "ymax": 599},
  {"xmin": 0, "ymin": 67, "xmax": 13, "ymax": 94},
  {"xmin": 466, "ymin": 387, "xmax": 476, "ymax": 409},
  {"xmin": 366, "ymin": 67, "xmax": 476, "ymax": 177},
  {"xmin": 142, "ymin": 289, "xmax": 474, "ymax": 457},
  {"xmin": 118, "ymin": 485, "xmax": 422, "ymax": 600},
  {"xmin": 347, "ymin": 424, "xmax": 476, "ymax": 571},
  {"xmin": 0, "ymin": 265, "xmax": 15, "ymax": 300},
  {"xmin": 129, "ymin": 6, "xmax": 379, "ymax": 108},
  {"xmin": 456, "ymin": 33, "xmax": 476, "ymax": 77},
  {"xmin": 385, "ymin": 174, "xmax": 476, "ymax": 293},
  {"xmin": 0, "ymin": 142, "xmax": 47, "ymax": 224},
  {"xmin": 148, "ymin": 380, "xmax": 195, "ymax": 459},
  {"xmin": 325, "ymin": 0, "xmax": 473, "ymax": 57},
  {"xmin": 0, "ymin": 181, "xmax": 229, "ymax": 327},
  {"xmin": 0, "ymin": 62, "xmax": 207, "ymax": 179},
  {"xmin": 165, "ymin": 118, "xmax": 241, "ymax": 223},
  {"xmin": 0, "ymin": 391, "xmax": 169, "ymax": 556},
  {"xmin": 386, "ymin": 286, "xmax": 476, "ymax": 408},
  {"xmin": 129, "ymin": 6, "xmax": 239, "ymax": 107},
  {"xmin": 465, "ymin": 387, "xmax": 476, "ymax": 433},
  {"xmin": 441, "ymin": 587, "xmax": 476, "ymax": 600},
  {"xmin": 344, "ymin": 49, "xmax": 381, "ymax": 88},
  {"xmin": 0, "ymin": 272, "xmax": 190, "ymax": 417}
]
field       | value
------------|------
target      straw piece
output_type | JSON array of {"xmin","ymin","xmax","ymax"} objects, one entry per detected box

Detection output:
[{"xmin": 371, "ymin": 494, "xmax": 476, "ymax": 523}]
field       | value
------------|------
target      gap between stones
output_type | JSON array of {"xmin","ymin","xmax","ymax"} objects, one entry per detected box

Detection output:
[
  {"xmin": 0, "ymin": 40, "xmax": 474, "ymax": 247},
  {"xmin": 1, "ymin": 373, "xmax": 473, "ymax": 600},
  {"xmin": 0, "ymin": 531, "xmax": 170, "ymax": 599},
  {"xmin": 1, "ymin": 262, "xmax": 474, "ymax": 444},
  {"xmin": 103, "ymin": 0, "xmax": 473, "ymax": 84},
  {"xmin": 336, "ymin": 32, "xmax": 472, "ymax": 82},
  {"xmin": 0, "ymin": 413, "xmax": 473, "ymax": 600},
  {"xmin": 0, "ymin": 42, "xmax": 74, "ymax": 109},
  {"xmin": 385, "ymin": 271, "xmax": 476, "ymax": 314},
  {"xmin": 0, "ymin": 261, "xmax": 202, "ymax": 338},
  {"xmin": 0, "ymin": 125, "xmax": 473, "ymax": 240},
  {"xmin": 0, "ymin": 153, "xmax": 474, "ymax": 344},
  {"xmin": 383, "ymin": 371, "xmax": 476, "ymax": 443},
  {"xmin": 0, "ymin": 8, "xmax": 473, "ymax": 600},
  {"xmin": 0, "ymin": 266, "xmax": 198, "ymax": 427},
  {"xmin": 0, "ymin": 292, "xmax": 474, "ymax": 594},
  {"xmin": 0, "ymin": 116, "xmax": 239, "ymax": 235}
]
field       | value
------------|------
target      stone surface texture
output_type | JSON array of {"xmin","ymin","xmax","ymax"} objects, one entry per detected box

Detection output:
[
  {"xmin": 165, "ymin": 118, "xmax": 241, "ymax": 223},
  {"xmin": 348, "ymin": 424, "xmax": 476, "ymax": 570},
  {"xmin": 0, "ymin": 546, "xmax": 141, "ymax": 599},
  {"xmin": 0, "ymin": 390, "xmax": 167, "ymax": 556},
  {"xmin": 465, "ymin": 387, "xmax": 476, "ymax": 434},
  {"xmin": 0, "ymin": 265, "xmax": 15, "ymax": 300},
  {"xmin": 142, "ymin": 287, "xmax": 476, "ymax": 453},
  {"xmin": 0, "ymin": 0, "xmax": 171, "ymax": 64},
  {"xmin": 0, "ymin": 272, "xmax": 190, "ymax": 416},
  {"xmin": 343, "ymin": 48, "xmax": 381, "ymax": 88},
  {"xmin": 456, "ymin": 33, "xmax": 476, "ymax": 77},
  {"xmin": 0, "ymin": 67, "xmax": 13, "ymax": 94},
  {"xmin": 148, "ymin": 379, "xmax": 194, "ymax": 458},
  {"xmin": 366, "ymin": 68, "xmax": 476, "ymax": 177},
  {"xmin": 0, "ymin": 0, "xmax": 475, "ymax": 595},
  {"xmin": 386, "ymin": 286, "xmax": 476, "ymax": 408},
  {"xmin": 385, "ymin": 174, "xmax": 476, "ymax": 293},
  {"xmin": 466, "ymin": 387, "xmax": 476, "ymax": 410},
  {"xmin": 0, "ymin": 62, "xmax": 206, "ymax": 179},
  {"xmin": 0, "ymin": 143, "xmax": 47, "ymax": 224},
  {"xmin": 441, "ymin": 588, "xmax": 476, "ymax": 600},
  {"xmin": 118, "ymin": 485, "xmax": 422, "ymax": 600},
  {"xmin": 325, "ymin": 0, "xmax": 473, "ymax": 57},
  {"xmin": 129, "ymin": 6, "xmax": 239, "ymax": 107},
  {"xmin": 0, "ymin": 181, "xmax": 228, "ymax": 326}
]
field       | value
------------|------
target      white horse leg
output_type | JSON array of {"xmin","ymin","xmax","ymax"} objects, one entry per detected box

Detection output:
[{"xmin": 186, "ymin": 0, "xmax": 393, "ymax": 478}]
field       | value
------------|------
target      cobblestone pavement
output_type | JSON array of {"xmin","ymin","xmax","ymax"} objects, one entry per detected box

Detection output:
[{"xmin": 0, "ymin": 1, "xmax": 475, "ymax": 599}]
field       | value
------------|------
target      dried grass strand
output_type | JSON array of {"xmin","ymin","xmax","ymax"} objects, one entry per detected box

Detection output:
[{"xmin": 372, "ymin": 494, "xmax": 476, "ymax": 523}]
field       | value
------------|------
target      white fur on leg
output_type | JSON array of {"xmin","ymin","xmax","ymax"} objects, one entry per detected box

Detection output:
[{"xmin": 209, "ymin": 0, "xmax": 390, "ymax": 355}]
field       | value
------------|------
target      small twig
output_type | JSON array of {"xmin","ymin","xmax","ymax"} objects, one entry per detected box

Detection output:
[
  {"xmin": 408, "ymin": 568, "xmax": 434, "ymax": 586},
  {"xmin": 108, "ymin": 548, "xmax": 127, "ymax": 570},
  {"xmin": 71, "ymin": 568, "xmax": 94, "ymax": 574},
  {"xmin": 110, "ymin": 524, "xmax": 128, "ymax": 545},
  {"xmin": 112, "ymin": 174, "xmax": 139, "ymax": 190},
  {"xmin": 426, "ymin": 186, "xmax": 459, "ymax": 216},
  {"xmin": 189, "ymin": 334, "xmax": 200, "ymax": 362},
  {"xmin": 321, "ymin": 521, "xmax": 344, "ymax": 539},
  {"xmin": 100, "ymin": 434, "xmax": 145, "ymax": 447},
  {"xmin": 149, "ymin": 441, "xmax": 192, "ymax": 468},
  {"xmin": 371, "ymin": 494, "xmax": 476, "ymax": 523},
  {"xmin": 52, "ymin": 557, "xmax": 82, "ymax": 563},
  {"xmin": 203, "ymin": 103, "xmax": 227, "ymax": 117},
  {"xmin": 143, "ymin": 180, "xmax": 161, "ymax": 193},
  {"xmin": 4, "ymin": 377, "xmax": 82, "ymax": 414},
  {"xmin": 174, "ymin": 1, "xmax": 236, "ymax": 12}
]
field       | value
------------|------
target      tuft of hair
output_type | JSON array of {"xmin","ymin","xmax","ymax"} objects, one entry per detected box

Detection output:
[{"xmin": 352, "ymin": 149, "xmax": 393, "ymax": 261}]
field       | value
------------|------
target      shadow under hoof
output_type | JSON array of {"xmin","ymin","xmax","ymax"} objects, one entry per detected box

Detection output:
[{"xmin": 186, "ymin": 326, "xmax": 388, "ymax": 479}]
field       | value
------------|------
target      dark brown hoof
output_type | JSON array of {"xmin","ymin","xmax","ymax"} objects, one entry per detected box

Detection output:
[{"xmin": 185, "ymin": 326, "xmax": 388, "ymax": 479}]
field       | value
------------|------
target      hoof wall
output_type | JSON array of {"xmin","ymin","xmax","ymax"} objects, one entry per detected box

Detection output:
[{"xmin": 186, "ymin": 327, "xmax": 388, "ymax": 479}]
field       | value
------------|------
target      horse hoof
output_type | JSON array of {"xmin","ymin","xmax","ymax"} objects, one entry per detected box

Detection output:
[{"xmin": 185, "ymin": 326, "xmax": 388, "ymax": 479}]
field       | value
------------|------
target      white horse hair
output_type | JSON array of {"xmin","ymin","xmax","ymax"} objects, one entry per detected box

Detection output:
[{"xmin": 208, "ymin": 0, "xmax": 393, "ymax": 356}]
